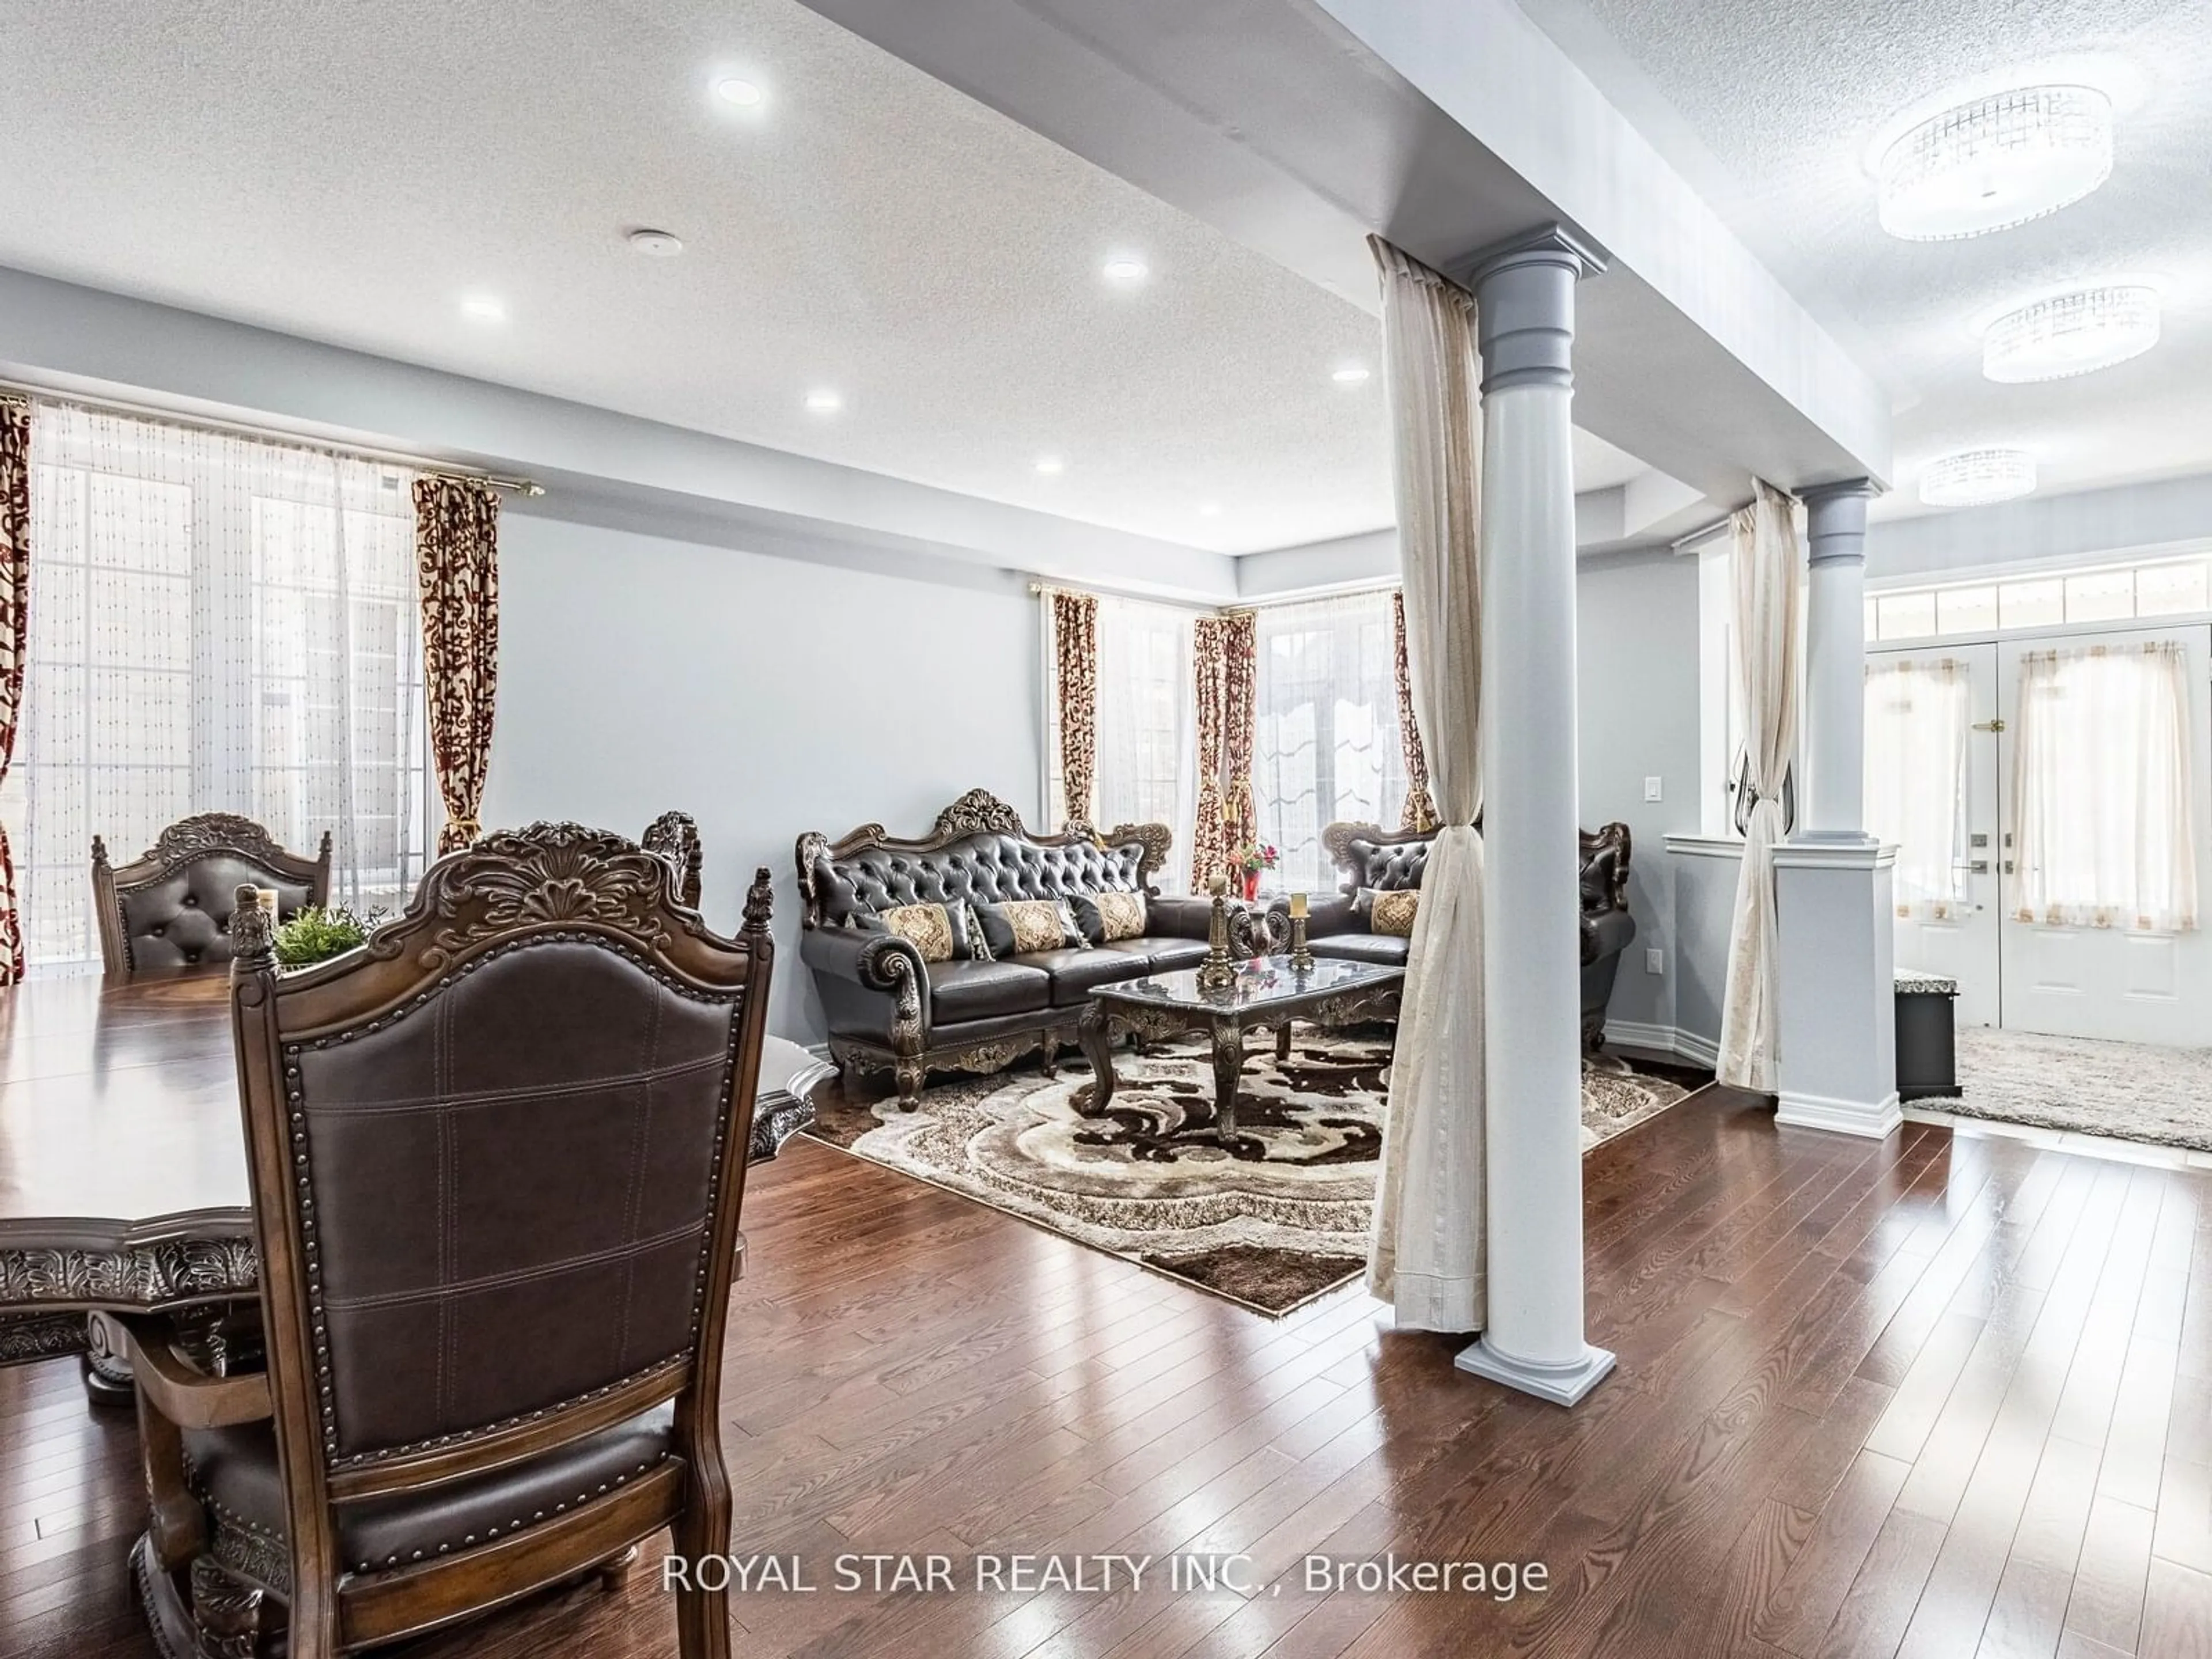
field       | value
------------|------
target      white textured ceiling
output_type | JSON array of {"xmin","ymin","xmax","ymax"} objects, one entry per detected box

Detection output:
[
  {"xmin": 1516, "ymin": 0, "xmax": 2212, "ymax": 521},
  {"xmin": 0, "ymin": 0, "xmax": 1645, "ymax": 556}
]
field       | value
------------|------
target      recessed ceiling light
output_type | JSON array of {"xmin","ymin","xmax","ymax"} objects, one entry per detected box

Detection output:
[
  {"xmin": 627, "ymin": 228, "xmax": 684, "ymax": 257},
  {"xmin": 1331, "ymin": 365, "xmax": 1372, "ymax": 385},
  {"xmin": 1034, "ymin": 456, "xmax": 1066, "ymax": 476},
  {"xmin": 714, "ymin": 77, "xmax": 764, "ymax": 108},
  {"xmin": 1983, "ymin": 284, "xmax": 2160, "ymax": 381},
  {"xmin": 1198, "ymin": 502, "xmax": 1224, "ymax": 518},
  {"xmin": 459, "ymin": 293, "xmax": 506, "ymax": 324},
  {"xmin": 804, "ymin": 389, "xmax": 843, "ymax": 414},
  {"xmin": 1921, "ymin": 449, "xmax": 2037, "ymax": 507},
  {"xmin": 1102, "ymin": 256, "xmax": 1149, "ymax": 287},
  {"xmin": 1877, "ymin": 85, "xmax": 2112, "ymax": 241}
]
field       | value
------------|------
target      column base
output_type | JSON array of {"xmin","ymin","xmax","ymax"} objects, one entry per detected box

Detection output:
[
  {"xmin": 1775, "ymin": 1088, "xmax": 1902, "ymax": 1139},
  {"xmin": 1453, "ymin": 1335, "xmax": 1616, "ymax": 1406}
]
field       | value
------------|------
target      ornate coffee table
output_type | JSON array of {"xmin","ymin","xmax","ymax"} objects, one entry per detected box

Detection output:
[{"xmin": 1075, "ymin": 955, "xmax": 1403, "ymax": 1146}]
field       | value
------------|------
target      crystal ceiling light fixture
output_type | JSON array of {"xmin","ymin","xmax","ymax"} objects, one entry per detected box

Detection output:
[
  {"xmin": 1983, "ymin": 284, "xmax": 2160, "ymax": 381},
  {"xmin": 1920, "ymin": 449, "xmax": 2037, "ymax": 507},
  {"xmin": 1877, "ymin": 85, "xmax": 2112, "ymax": 240}
]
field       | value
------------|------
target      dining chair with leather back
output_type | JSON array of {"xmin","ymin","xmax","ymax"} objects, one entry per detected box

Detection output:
[
  {"xmin": 116, "ymin": 823, "xmax": 777, "ymax": 1659},
  {"xmin": 92, "ymin": 812, "xmax": 332, "ymax": 977}
]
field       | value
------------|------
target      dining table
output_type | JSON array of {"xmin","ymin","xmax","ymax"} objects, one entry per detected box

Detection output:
[{"xmin": 0, "ymin": 967, "xmax": 827, "ymax": 1402}]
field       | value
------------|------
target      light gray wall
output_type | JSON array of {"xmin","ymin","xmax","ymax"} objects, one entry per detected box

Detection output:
[
  {"xmin": 1868, "ymin": 472, "xmax": 2212, "ymax": 582},
  {"xmin": 481, "ymin": 509, "xmax": 1039, "ymax": 1047},
  {"xmin": 1574, "ymin": 548, "xmax": 1703, "ymax": 1036}
]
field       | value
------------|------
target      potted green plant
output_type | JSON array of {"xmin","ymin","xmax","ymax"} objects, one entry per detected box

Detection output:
[{"xmin": 271, "ymin": 905, "xmax": 382, "ymax": 969}]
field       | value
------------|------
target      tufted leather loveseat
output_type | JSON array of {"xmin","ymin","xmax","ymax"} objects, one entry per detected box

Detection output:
[
  {"xmin": 91, "ymin": 813, "xmax": 331, "ymax": 976},
  {"xmin": 796, "ymin": 788, "xmax": 1206, "ymax": 1107},
  {"xmin": 1285, "ymin": 819, "xmax": 1638, "ymax": 1053}
]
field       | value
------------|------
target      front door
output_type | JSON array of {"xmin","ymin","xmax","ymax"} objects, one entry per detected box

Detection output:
[
  {"xmin": 1867, "ymin": 643, "xmax": 2001, "ymax": 1026},
  {"xmin": 1997, "ymin": 623, "xmax": 2212, "ymax": 1045}
]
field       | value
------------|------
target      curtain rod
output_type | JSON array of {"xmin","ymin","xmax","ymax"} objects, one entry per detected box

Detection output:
[{"xmin": 0, "ymin": 381, "xmax": 543, "ymax": 497}]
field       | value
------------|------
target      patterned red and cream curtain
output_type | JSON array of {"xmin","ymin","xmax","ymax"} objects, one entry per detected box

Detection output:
[
  {"xmin": 412, "ymin": 477, "xmax": 501, "ymax": 854},
  {"xmin": 1190, "ymin": 609, "xmax": 1259, "ymax": 889},
  {"xmin": 1051, "ymin": 589, "xmax": 1099, "ymax": 830},
  {"xmin": 1392, "ymin": 589, "xmax": 1439, "ymax": 832},
  {"xmin": 1219, "ymin": 609, "xmax": 1259, "ymax": 863},
  {"xmin": 0, "ymin": 402, "xmax": 29, "ymax": 983},
  {"xmin": 1190, "ymin": 616, "xmax": 1228, "ymax": 887}
]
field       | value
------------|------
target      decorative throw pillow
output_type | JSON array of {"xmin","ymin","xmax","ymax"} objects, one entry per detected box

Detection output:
[
  {"xmin": 1072, "ymin": 889, "xmax": 1147, "ymax": 944},
  {"xmin": 1366, "ymin": 888, "xmax": 1420, "ymax": 938},
  {"xmin": 959, "ymin": 900, "xmax": 995, "ymax": 961},
  {"xmin": 978, "ymin": 897, "xmax": 1085, "ymax": 957},
  {"xmin": 875, "ymin": 902, "xmax": 957, "ymax": 963}
]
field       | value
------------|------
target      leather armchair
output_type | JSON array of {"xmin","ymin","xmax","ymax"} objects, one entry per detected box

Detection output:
[{"xmin": 1286, "ymin": 819, "xmax": 1639, "ymax": 1052}]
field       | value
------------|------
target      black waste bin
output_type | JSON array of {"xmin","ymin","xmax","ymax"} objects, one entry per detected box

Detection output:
[{"xmin": 1894, "ymin": 970, "xmax": 1959, "ymax": 1101}]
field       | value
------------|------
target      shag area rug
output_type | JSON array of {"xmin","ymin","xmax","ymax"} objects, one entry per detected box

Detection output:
[
  {"xmin": 1927, "ymin": 1026, "xmax": 2212, "ymax": 1153},
  {"xmin": 805, "ymin": 1034, "xmax": 1709, "ymax": 1315}
]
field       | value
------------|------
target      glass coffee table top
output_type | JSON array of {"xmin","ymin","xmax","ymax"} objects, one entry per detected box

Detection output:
[{"xmin": 1090, "ymin": 954, "xmax": 1403, "ymax": 1014}]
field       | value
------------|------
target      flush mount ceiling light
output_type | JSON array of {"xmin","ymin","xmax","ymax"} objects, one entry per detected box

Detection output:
[
  {"xmin": 804, "ymin": 388, "xmax": 843, "ymax": 414},
  {"xmin": 1983, "ymin": 284, "xmax": 2160, "ymax": 381},
  {"xmin": 1877, "ymin": 85, "xmax": 2112, "ymax": 240},
  {"xmin": 1034, "ymin": 455, "xmax": 1066, "ymax": 476},
  {"xmin": 1331, "ymin": 365, "xmax": 1371, "ymax": 385},
  {"xmin": 1921, "ymin": 449, "xmax": 2037, "ymax": 507},
  {"xmin": 714, "ymin": 77, "xmax": 764, "ymax": 108},
  {"xmin": 627, "ymin": 228, "xmax": 684, "ymax": 257},
  {"xmin": 1101, "ymin": 256, "xmax": 1149, "ymax": 287},
  {"xmin": 459, "ymin": 293, "xmax": 506, "ymax": 324}
]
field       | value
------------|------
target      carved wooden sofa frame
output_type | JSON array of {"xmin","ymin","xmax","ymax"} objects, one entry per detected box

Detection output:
[{"xmin": 796, "ymin": 788, "xmax": 1184, "ymax": 1107}]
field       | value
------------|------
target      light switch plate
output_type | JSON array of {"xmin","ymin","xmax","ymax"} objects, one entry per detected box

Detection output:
[
  {"xmin": 1643, "ymin": 776, "xmax": 1663, "ymax": 802},
  {"xmin": 1645, "ymin": 947, "xmax": 1664, "ymax": 975}
]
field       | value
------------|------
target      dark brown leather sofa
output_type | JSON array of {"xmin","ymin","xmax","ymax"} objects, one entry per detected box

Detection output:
[
  {"xmin": 1289, "ymin": 820, "xmax": 1638, "ymax": 1052},
  {"xmin": 797, "ymin": 788, "xmax": 1207, "ymax": 1107}
]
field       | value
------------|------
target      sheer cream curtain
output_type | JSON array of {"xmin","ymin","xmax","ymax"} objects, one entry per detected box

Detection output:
[
  {"xmin": 1864, "ymin": 658, "xmax": 1971, "ymax": 920},
  {"xmin": 14, "ymin": 403, "xmax": 432, "ymax": 968},
  {"xmin": 2013, "ymin": 642, "xmax": 2199, "ymax": 932},
  {"xmin": 1715, "ymin": 481, "xmax": 1801, "ymax": 1092},
  {"xmin": 1366, "ymin": 238, "xmax": 1486, "ymax": 1332},
  {"xmin": 1094, "ymin": 595, "xmax": 1196, "ymax": 892},
  {"xmin": 1251, "ymin": 590, "xmax": 1410, "ymax": 893}
]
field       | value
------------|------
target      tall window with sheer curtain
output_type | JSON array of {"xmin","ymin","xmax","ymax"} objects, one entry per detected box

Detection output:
[
  {"xmin": 2013, "ymin": 642, "xmax": 2199, "ymax": 933},
  {"xmin": 1252, "ymin": 591, "xmax": 1408, "ymax": 893},
  {"xmin": 1093, "ymin": 597, "xmax": 1195, "ymax": 890},
  {"xmin": 7, "ymin": 404, "xmax": 433, "ymax": 969},
  {"xmin": 1863, "ymin": 658, "xmax": 1971, "ymax": 919}
]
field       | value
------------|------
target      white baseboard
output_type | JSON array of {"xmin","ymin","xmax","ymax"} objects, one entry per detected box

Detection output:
[
  {"xmin": 1775, "ymin": 1088, "xmax": 1902, "ymax": 1140},
  {"xmin": 1604, "ymin": 1020, "xmax": 1718, "ymax": 1071}
]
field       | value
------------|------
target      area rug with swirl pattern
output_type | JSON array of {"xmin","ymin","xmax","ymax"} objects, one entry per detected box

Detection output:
[{"xmin": 804, "ymin": 1035, "xmax": 1710, "ymax": 1315}]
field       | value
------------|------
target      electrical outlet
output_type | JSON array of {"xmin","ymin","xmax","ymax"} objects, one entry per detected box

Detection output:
[
  {"xmin": 1645, "ymin": 947, "xmax": 1664, "ymax": 975},
  {"xmin": 1643, "ymin": 775, "xmax": 1663, "ymax": 802}
]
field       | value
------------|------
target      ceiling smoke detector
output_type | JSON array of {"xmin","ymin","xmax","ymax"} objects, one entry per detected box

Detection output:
[{"xmin": 627, "ymin": 229, "xmax": 685, "ymax": 257}]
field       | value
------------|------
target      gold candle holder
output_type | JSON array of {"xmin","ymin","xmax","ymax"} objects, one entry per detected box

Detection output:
[{"xmin": 1196, "ymin": 873, "xmax": 1238, "ymax": 992}]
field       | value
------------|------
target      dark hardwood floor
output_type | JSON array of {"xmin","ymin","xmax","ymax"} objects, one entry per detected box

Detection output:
[{"xmin": 7, "ymin": 1081, "xmax": 2209, "ymax": 1658}]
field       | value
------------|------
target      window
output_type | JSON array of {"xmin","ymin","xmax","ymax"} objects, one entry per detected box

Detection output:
[
  {"xmin": 1863, "ymin": 659, "xmax": 1971, "ymax": 919},
  {"xmin": 2013, "ymin": 642, "xmax": 2198, "ymax": 933},
  {"xmin": 9, "ymin": 404, "xmax": 433, "ymax": 970},
  {"xmin": 1872, "ymin": 553, "xmax": 2212, "ymax": 642},
  {"xmin": 1093, "ymin": 597, "xmax": 1195, "ymax": 891},
  {"xmin": 1251, "ymin": 592, "xmax": 1408, "ymax": 893}
]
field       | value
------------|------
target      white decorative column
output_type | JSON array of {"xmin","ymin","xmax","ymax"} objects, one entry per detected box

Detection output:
[
  {"xmin": 1799, "ymin": 482, "xmax": 1878, "ymax": 844},
  {"xmin": 1775, "ymin": 480, "xmax": 1900, "ymax": 1139},
  {"xmin": 1455, "ymin": 226, "xmax": 1615, "ymax": 1408}
]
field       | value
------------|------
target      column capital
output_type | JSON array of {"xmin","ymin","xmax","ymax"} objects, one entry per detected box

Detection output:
[
  {"xmin": 1468, "ymin": 226, "xmax": 1607, "ymax": 396},
  {"xmin": 1802, "ymin": 478, "xmax": 1880, "ymax": 566}
]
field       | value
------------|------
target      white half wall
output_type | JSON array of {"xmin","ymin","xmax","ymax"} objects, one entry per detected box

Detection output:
[
  {"xmin": 1575, "ymin": 549, "xmax": 1702, "ymax": 1037},
  {"xmin": 482, "ymin": 507, "xmax": 1039, "ymax": 1047}
]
